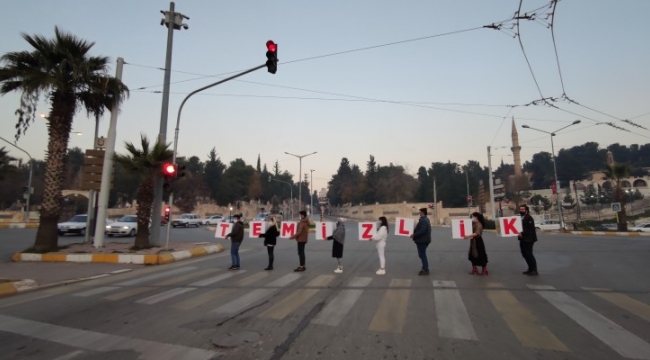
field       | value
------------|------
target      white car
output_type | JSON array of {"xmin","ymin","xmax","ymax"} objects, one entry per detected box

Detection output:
[
  {"xmin": 106, "ymin": 215, "xmax": 137, "ymax": 237},
  {"xmin": 535, "ymin": 220, "xmax": 561, "ymax": 231},
  {"xmin": 58, "ymin": 214, "xmax": 88, "ymax": 236},
  {"xmin": 202, "ymin": 215, "xmax": 224, "ymax": 225},
  {"xmin": 252, "ymin": 212, "xmax": 270, "ymax": 222},
  {"xmin": 629, "ymin": 223, "xmax": 650, "ymax": 232}
]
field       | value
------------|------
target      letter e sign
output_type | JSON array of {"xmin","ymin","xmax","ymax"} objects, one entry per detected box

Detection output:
[{"xmin": 249, "ymin": 221, "xmax": 267, "ymax": 238}]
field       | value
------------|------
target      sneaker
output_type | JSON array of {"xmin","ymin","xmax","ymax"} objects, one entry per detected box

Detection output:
[
  {"xmin": 526, "ymin": 270, "xmax": 539, "ymax": 276},
  {"xmin": 264, "ymin": 266, "xmax": 273, "ymax": 271},
  {"xmin": 418, "ymin": 270, "xmax": 430, "ymax": 276},
  {"xmin": 294, "ymin": 266, "xmax": 306, "ymax": 272},
  {"xmin": 376, "ymin": 269, "xmax": 386, "ymax": 275},
  {"xmin": 334, "ymin": 267, "xmax": 343, "ymax": 274},
  {"xmin": 228, "ymin": 266, "xmax": 235, "ymax": 270},
  {"xmin": 232, "ymin": 266, "xmax": 240, "ymax": 270}
]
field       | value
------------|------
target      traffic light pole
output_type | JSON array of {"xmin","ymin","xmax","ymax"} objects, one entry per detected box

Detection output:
[{"xmin": 164, "ymin": 63, "xmax": 267, "ymax": 248}]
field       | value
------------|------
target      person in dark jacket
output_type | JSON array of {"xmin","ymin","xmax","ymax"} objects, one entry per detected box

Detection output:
[
  {"xmin": 225, "ymin": 214, "xmax": 244, "ymax": 270},
  {"xmin": 464, "ymin": 212, "xmax": 488, "ymax": 275},
  {"xmin": 409, "ymin": 208, "xmax": 432, "ymax": 275},
  {"xmin": 517, "ymin": 204, "xmax": 538, "ymax": 276},
  {"xmin": 327, "ymin": 218, "xmax": 346, "ymax": 273},
  {"xmin": 290, "ymin": 210, "xmax": 309, "ymax": 271},
  {"xmin": 259, "ymin": 216, "xmax": 280, "ymax": 270}
]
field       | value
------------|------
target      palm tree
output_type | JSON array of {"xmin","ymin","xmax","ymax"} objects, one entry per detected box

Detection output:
[
  {"xmin": 0, "ymin": 27, "xmax": 128, "ymax": 251},
  {"xmin": 0, "ymin": 147, "xmax": 18, "ymax": 181},
  {"xmin": 114, "ymin": 136, "xmax": 172, "ymax": 249},
  {"xmin": 604, "ymin": 162, "xmax": 631, "ymax": 231}
]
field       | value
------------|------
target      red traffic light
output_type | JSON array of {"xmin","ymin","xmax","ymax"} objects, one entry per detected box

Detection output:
[
  {"xmin": 164, "ymin": 206, "xmax": 170, "ymax": 214},
  {"xmin": 266, "ymin": 40, "xmax": 277, "ymax": 52},
  {"xmin": 162, "ymin": 163, "xmax": 176, "ymax": 176}
]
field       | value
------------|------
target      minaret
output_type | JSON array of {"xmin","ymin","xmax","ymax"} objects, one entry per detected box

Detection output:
[
  {"xmin": 511, "ymin": 117, "xmax": 522, "ymax": 176},
  {"xmin": 606, "ymin": 150, "xmax": 614, "ymax": 166}
]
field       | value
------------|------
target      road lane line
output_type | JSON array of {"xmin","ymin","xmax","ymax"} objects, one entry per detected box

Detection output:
[
  {"xmin": 151, "ymin": 268, "xmax": 217, "ymax": 286},
  {"xmin": 212, "ymin": 273, "xmax": 302, "ymax": 316},
  {"xmin": 53, "ymin": 350, "xmax": 86, "ymax": 360},
  {"xmin": 172, "ymin": 289, "xmax": 235, "ymax": 311},
  {"xmin": 189, "ymin": 271, "xmax": 247, "ymax": 287},
  {"xmin": 433, "ymin": 280, "xmax": 478, "ymax": 341},
  {"xmin": 73, "ymin": 286, "xmax": 121, "ymax": 297},
  {"xmin": 311, "ymin": 277, "xmax": 373, "ymax": 326},
  {"xmin": 369, "ymin": 279, "xmax": 411, "ymax": 333},
  {"xmin": 115, "ymin": 267, "xmax": 196, "ymax": 286},
  {"xmin": 104, "ymin": 287, "xmax": 154, "ymax": 301},
  {"xmin": 0, "ymin": 314, "xmax": 220, "ymax": 360},
  {"xmin": 591, "ymin": 291, "xmax": 650, "ymax": 323},
  {"xmin": 487, "ymin": 289, "xmax": 567, "ymax": 351},
  {"xmin": 530, "ymin": 285, "xmax": 650, "ymax": 359},
  {"xmin": 235, "ymin": 272, "xmax": 270, "ymax": 287},
  {"xmin": 135, "ymin": 288, "xmax": 196, "ymax": 305},
  {"xmin": 259, "ymin": 275, "xmax": 335, "ymax": 320}
]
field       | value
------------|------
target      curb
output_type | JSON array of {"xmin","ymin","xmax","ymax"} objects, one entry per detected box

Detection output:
[
  {"xmin": 0, "ymin": 279, "xmax": 38, "ymax": 298},
  {"xmin": 11, "ymin": 243, "xmax": 225, "ymax": 265},
  {"xmin": 0, "ymin": 223, "xmax": 39, "ymax": 229},
  {"xmin": 567, "ymin": 230, "xmax": 650, "ymax": 236}
]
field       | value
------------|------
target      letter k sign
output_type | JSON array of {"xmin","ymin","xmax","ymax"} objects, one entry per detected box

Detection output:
[{"xmin": 499, "ymin": 216, "xmax": 522, "ymax": 237}]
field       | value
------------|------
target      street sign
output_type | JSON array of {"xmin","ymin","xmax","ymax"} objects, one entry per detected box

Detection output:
[
  {"xmin": 81, "ymin": 149, "xmax": 113, "ymax": 191},
  {"xmin": 95, "ymin": 136, "xmax": 106, "ymax": 149},
  {"xmin": 611, "ymin": 202, "xmax": 621, "ymax": 212}
]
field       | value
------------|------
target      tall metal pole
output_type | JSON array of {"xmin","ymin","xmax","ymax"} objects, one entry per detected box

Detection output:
[
  {"xmin": 433, "ymin": 176, "xmax": 438, "ymax": 225},
  {"xmin": 0, "ymin": 136, "xmax": 33, "ymax": 223},
  {"xmin": 285, "ymin": 151, "xmax": 317, "ymax": 211},
  {"xmin": 465, "ymin": 167, "xmax": 471, "ymax": 216},
  {"xmin": 550, "ymin": 134, "xmax": 565, "ymax": 229},
  {"xmin": 85, "ymin": 115, "xmax": 101, "ymax": 243},
  {"xmin": 152, "ymin": 2, "xmax": 190, "ymax": 246},
  {"xmin": 487, "ymin": 146, "xmax": 496, "ymax": 221},
  {"xmin": 94, "ymin": 57, "xmax": 124, "ymax": 248},
  {"xmin": 310, "ymin": 169, "xmax": 315, "ymax": 219}
]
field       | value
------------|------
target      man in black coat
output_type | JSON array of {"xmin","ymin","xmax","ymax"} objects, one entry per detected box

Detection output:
[
  {"xmin": 517, "ymin": 204, "xmax": 538, "ymax": 276},
  {"xmin": 409, "ymin": 208, "xmax": 432, "ymax": 275}
]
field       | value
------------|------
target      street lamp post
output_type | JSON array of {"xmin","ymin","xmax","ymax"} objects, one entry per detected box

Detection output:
[
  {"xmin": 0, "ymin": 136, "xmax": 33, "ymax": 223},
  {"xmin": 229, "ymin": 206, "xmax": 232, "ymax": 220},
  {"xmin": 269, "ymin": 176, "xmax": 293, "ymax": 219},
  {"xmin": 522, "ymin": 120, "xmax": 581, "ymax": 230},
  {"xmin": 285, "ymin": 151, "xmax": 317, "ymax": 211},
  {"xmin": 465, "ymin": 166, "xmax": 471, "ymax": 217},
  {"xmin": 310, "ymin": 169, "xmax": 315, "ymax": 219}
]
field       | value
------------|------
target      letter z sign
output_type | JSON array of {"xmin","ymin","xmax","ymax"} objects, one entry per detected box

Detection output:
[
  {"xmin": 358, "ymin": 222, "xmax": 377, "ymax": 241},
  {"xmin": 499, "ymin": 216, "xmax": 522, "ymax": 237}
]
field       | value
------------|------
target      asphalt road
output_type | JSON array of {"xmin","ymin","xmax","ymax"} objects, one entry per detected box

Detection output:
[{"xmin": 1, "ymin": 223, "xmax": 650, "ymax": 360}]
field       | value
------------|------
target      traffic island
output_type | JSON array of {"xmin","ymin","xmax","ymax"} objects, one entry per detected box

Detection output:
[
  {"xmin": 0, "ymin": 279, "xmax": 38, "ymax": 298},
  {"xmin": 11, "ymin": 241, "xmax": 224, "ymax": 265}
]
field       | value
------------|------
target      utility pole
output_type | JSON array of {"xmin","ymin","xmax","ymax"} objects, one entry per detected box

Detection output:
[
  {"xmin": 310, "ymin": 169, "xmax": 315, "ymax": 219},
  {"xmin": 487, "ymin": 146, "xmax": 496, "ymax": 221},
  {"xmin": 285, "ymin": 151, "xmax": 317, "ymax": 211},
  {"xmin": 433, "ymin": 176, "xmax": 438, "ymax": 225},
  {"xmin": 465, "ymin": 167, "xmax": 471, "ymax": 217},
  {"xmin": 151, "ymin": 2, "xmax": 190, "ymax": 246},
  {"xmin": 94, "ymin": 57, "xmax": 124, "ymax": 248}
]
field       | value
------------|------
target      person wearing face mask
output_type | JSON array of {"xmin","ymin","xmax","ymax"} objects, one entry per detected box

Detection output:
[
  {"xmin": 464, "ymin": 212, "xmax": 488, "ymax": 275},
  {"xmin": 371, "ymin": 216, "xmax": 389, "ymax": 275},
  {"xmin": 326, "ymin": 218, "xmax": 346, "ymax": 273},
  {"xmin": 517, "ymin": 204, "xmax": 538, "ymax": 276}
]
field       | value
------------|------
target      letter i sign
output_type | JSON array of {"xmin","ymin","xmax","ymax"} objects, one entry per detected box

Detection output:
[{"xmin": 451, "ymin": 219, "xmax": 472, "ymax": 239}]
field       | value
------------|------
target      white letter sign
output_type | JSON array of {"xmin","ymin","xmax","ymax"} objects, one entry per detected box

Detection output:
[
  {"xmin": 394, "ymin": 217, "xmax": 414, "ymax": 237},
  {"xmin": 499, "ymin": 216, "xmax": 522, "ymax": 237},
  {"xmin": 451, "ymin": 219, "xmax": 473, "ymax": 239},
  {"xmin": 315, "ymin": 222, "xmax": 334, "ymax": 240},
  {"xmin": 358, "ymin": 222, "xmax": 377, "ymax": 241},
  {"xmin": 280, "ymin": 221, "xmax": 298, "ymax": 239},
  {"xmin": 215, "ymin": 222, "xmax": 233, "ymax": 239},
  {"xmin": 249, "ymin": 221, "xmax": 267, "ymax": 238}
]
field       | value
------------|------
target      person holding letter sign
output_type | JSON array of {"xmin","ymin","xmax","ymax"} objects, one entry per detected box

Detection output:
[
  {"xmin": 326, "ymin": 218, "xmax": 346, "ymax": 273},
  {"xmin": 259, "ymin": 216, "xmax": 280, "ymax": 271},
  {"xmin": 409, "ymin": 208, "xmax": 432, "ymax": 275},
  {"xmin": 371, "ymin": 216, "xmax": 389, "ymax": 275},
  {"xmin": 290, "ymin": 210, "xmax": 309, "ymax": 272},
  {"xmin": 464, "ymin": 212, "xmax": 489, "ymax": 275},
  {"xmin": 518, "ymin": 204, "xmax": 538, "ymax": 276},
  {"xmin": 225, "ymin": 214, "xmax": 244, "ymax": 270}
]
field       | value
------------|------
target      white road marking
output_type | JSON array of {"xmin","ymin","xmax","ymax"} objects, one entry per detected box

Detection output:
[
  {"xmin": 115, "ymin": 267, "xmax": 196, "ymax": 286},
  {"xmin": 311, "ymin": 277, "xmax": 373, "ymax": 326},
  {"xmin": 135, "ymin": 287, "xmax": 196, "ymax": 305},
  {"xmin": 433, "ymin": 280, "xmax": 478, "ymax": 341},
  {"xmin": 73, "ymin": 286, "xmax": 121, "ymax": 297},
  {"xmin": 189, "ymin": 270, "xmax": 246, "ymax": 287},
  {"xmin": 212, "ymin": 273, "xmax": 302, "ymax": 315}
]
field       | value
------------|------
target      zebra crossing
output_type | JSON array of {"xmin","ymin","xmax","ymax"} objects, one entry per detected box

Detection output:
[{"xmin": 61, "ymin": 266, "xmax": 650, "ymax": 359}]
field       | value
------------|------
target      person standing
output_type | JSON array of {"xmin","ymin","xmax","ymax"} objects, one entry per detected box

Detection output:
[
  {"xmin": 371, "ymin": 216, "xmax": 389, "ymax": 275},
  {"xmin": 327, "ymin": 218, "xmax": 346, "ymax": 273},
  {"xmin": 518, "ymin": 204, "xmax": 538, "ymax": 276},
  {"xmin": 290, "ymin": 210, "xmax": 309, "ymax": 271},
  {"xmin": 225, "ymin": 214, "xmax": 244, "ymax": 270},
  {"xmin": 259, "ymin": 216, "xmax": 280, "ymax": 270},
  {"xmin": 409, "ymin": 208, "xmax": 432, "ymax": 275},
  {"xmin": 464, "ymin": 212, "xmax": 489, "ymax": 275}
]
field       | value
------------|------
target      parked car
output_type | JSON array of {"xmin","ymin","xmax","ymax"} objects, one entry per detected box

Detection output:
[
  {"xmin": 629, "ymin": 223, "xmax": 650, "ymax": 232},
  {"xmin": 57, "ymin": 214, "xmax": 88, "ymax": 236},
  {"xmin": 594, "ymin": 223, "xmax": 618, "ymax": 232},
  {"xmin": 535, "ymin": 220, "xmax": 561, "ymax": 231},
  {"xmin": 252, "ymin": 212, "xmax": 270, "ymax": 222},
  {"xmin": 171, "ymin": 213, "xmax": 202, "ymax": 227},
  {"xmin": 106, "ymin": 215, "xmax": 137, "ymax": 237},
  {"xmin": 202, "ymin": 215, "xmax": 224, "ymax": 225}
]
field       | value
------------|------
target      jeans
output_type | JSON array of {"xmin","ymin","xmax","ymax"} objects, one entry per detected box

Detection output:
[
  {"xmin": 416, "ymin": 242, "xmax": 430, "ymax": 271},
  {"xmin": 519, "ymin": 241, "xmax": 537, "ymax": 272},
  {"xmin": 297, "ymin": 242, "xmax": 306, "ymax": 266},
  {"xmin": 230, "ymin": 241, "xmax": 241, "ymax": 267}
]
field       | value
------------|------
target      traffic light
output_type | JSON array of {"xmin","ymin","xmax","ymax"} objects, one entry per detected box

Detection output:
[
  {"xmin": 162, "ymin": 162, "xmax": 177, "ymax": 192},
  {"xmin": 164, "ymin": 206, "xmax": 171, "ymax": 222},
  {"xmin": 266, "ymin": 40, "xmax": 278, "ymax": 74},
  {"xmin": 177, "ymin": 164, "xmax": 186, "ymax": 179}
]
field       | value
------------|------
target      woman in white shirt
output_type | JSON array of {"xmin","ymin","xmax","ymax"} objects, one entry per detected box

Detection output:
[{"xmin": 371, "ymin": 216, "xmax": 389, "ymax": 275}]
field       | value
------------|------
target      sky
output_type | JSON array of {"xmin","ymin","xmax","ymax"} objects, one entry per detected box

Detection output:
[{"xmin": 1, "ymin": 0, "xmax": 649, "ymax": 193}]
